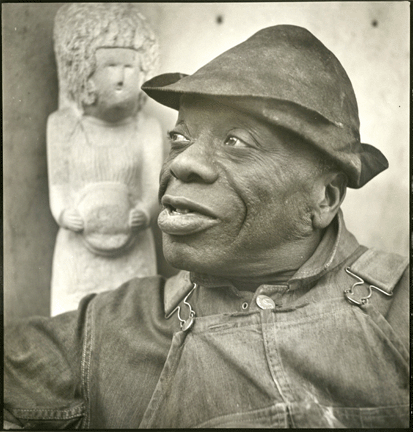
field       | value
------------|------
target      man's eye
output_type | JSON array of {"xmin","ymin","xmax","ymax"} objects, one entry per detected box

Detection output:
[
  {"xmin": 168, "ymin": 131, "xmax": 190, "ymax": 144},
  {"xmin": 224, "ymin": 136, "xmax": 249, "ymax": 148}
]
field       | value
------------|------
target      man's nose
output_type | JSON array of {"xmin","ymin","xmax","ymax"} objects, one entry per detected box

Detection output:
[{"xmin": 170, "ymin": 142, "xmax": 219, "ymax": 184}]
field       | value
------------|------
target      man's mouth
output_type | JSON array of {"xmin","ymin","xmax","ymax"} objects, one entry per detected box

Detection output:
[{"xmin": 158, "ymin": 195, "xmax": 219, "ymax": 236}]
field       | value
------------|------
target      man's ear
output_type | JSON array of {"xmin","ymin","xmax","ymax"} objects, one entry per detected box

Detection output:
[{"xmin": 312, "ymin": 172, "xmax": 347, "ymax": 230}]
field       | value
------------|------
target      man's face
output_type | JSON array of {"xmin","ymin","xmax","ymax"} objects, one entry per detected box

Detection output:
[
  {"xmin": 88, "ymin": 48, "xmax": 142, "ymax": 119},
  {"xmin": 158, "ymin": 96, "xmax": 323, "ymax": 278}
]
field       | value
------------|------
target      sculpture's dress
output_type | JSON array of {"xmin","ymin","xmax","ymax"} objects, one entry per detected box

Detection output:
[{"xmin": 50, "ymin": 114, "xmax": 158, "ymax": 315}]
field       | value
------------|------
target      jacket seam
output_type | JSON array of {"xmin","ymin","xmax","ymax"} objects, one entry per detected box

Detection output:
[
  {"xmin": 191, "ymin": 402, "xmax": 287, "ymax": 428},
  {"xmin": 353, "ymin": 306, "xmax": 409, "ymax": 363},
  {"xmin": 9, "ymin": 403, "xmax": 85, "ymax": 420},
  {"xmin": 81, "ymin": 298, "xmax": 94, "ymax": 428}
]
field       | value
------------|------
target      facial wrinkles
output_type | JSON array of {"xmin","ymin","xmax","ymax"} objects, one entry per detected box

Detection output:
[
  {"xmin": 230, "ymin": 139, "xmax": 318, "ymax": 246},
  {"xmin": 214, "ymin": 153, "xmax": 290, "ymax": 248},
  {"xmin": 180, "ymin": 106, "xmax": 253, "ymax": 226},
  {"xmin": 160, "ymin": 119, "xmax": 248, "ymax": 242},
  {"xmin": 212, "ymin": 124, "xmax": 300, "ymax": 227},
  {"xmin": 161, "ymin": 96, "xmax": 318, "ymax": 252}
]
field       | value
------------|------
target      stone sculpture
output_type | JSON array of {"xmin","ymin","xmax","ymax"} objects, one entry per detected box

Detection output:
[{"xmin": 47, "ymin": 3, "xmax": 163, "ymax": 315}]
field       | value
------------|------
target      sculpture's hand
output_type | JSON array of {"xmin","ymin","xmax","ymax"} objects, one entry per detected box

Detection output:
[
  {"xmin": 129, "ymin": 208, "xmax": 149, "ymax": 231},
  {"xmin": 60, "ymin": 208, "xmax": 84, "ymax": 232}
]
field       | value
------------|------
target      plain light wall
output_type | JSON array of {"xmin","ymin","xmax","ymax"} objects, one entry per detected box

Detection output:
[{"xmin": 3, "ymin": 2, "xmax": 409, "ymax": 324}]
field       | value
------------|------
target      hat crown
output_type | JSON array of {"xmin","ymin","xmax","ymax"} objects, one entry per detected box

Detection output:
[{"xmin": 184, "ymin": 25, "xmax": 359, "ymax": 130}]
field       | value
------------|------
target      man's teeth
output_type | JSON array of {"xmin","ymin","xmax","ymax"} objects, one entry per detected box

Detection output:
[{"xmin": 171, "ymin": 207, "xmax": 192, "ymax": 215}]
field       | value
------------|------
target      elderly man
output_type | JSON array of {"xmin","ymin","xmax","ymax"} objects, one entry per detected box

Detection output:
[{"xmin": 4, "ymin": 25, "xmax": 408, "ymax": 429}]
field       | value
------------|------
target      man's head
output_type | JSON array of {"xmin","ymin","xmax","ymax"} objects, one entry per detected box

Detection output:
[
  {"xmin": 54, "ymin": 3, "xmax": 159, "ymax": 109},
  {"xmin": 142, "ymin": 25, "xmax": 388, "ymax": 281},
  {"xmin": 157, "ymin": 95, "xmax": 346, "ymax": 279}
]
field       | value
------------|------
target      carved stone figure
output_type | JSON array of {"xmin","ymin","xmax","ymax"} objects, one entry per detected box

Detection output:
[{"xmin": 48, "ymin": 3, "xmax": 163, "ymax": 316}]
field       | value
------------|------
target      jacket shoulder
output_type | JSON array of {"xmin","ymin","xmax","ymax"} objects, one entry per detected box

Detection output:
[{"xmin": 91, "ymin": 275, "xmax": 167, "ymax": 322}]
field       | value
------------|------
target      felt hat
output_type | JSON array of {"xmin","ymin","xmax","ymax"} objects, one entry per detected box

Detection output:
[{"xmin": 142, "ymin": 25, "xmax": 388, "ymax": 188}]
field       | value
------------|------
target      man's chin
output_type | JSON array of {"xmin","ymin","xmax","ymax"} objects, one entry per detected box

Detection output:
[
  {"xmin": 162, "ymin": 237, "xmax": 197, "ymax": 272},
  {"xmin": 162, "ymin": 234, "xmax": 219, "ymax": 274}
]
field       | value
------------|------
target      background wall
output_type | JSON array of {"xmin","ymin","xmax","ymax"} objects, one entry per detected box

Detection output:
[{"xmin": 3, "ymin": 2, "xmax": 409, "ymax": 324}]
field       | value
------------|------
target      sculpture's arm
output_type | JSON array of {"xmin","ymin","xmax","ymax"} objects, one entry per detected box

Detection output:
[
  {"xmin": 47, "ymin": 109, "xmax": 84, "ymax": 232},
  {"xmin": 129, "ymin": 115, "xmax": 164, "ymax": 230}
]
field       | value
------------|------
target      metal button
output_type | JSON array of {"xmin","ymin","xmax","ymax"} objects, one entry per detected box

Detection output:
[{"xmin": 256, "ymin": 294, "xmax": 276, "ymax": 310}]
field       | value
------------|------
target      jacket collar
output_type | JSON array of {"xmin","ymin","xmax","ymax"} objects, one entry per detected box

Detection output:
[{"xmin": 288, "ymin": 208, "xmax": 359, "ymax": 289}]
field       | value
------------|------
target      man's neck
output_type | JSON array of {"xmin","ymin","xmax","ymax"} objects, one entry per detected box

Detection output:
[
  {"xmin": 235, "ymin": 229, "xmax": 324, "ymax": 291},
  {"xmin": 191, "ymin": 229, "xmax": 326, "ymax": 292}
]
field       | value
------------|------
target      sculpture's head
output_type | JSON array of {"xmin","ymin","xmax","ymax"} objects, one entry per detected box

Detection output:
[
  {"xmin": 54, "ymin": 3, "xmax": 159, "ymax": 116},
  {"xmin": 142, "ymin": 25, "xmax": 389, "ymax": 283}
]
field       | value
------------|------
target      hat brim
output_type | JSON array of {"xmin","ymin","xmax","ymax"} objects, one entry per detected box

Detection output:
[
  {"xmin": 142, "ymin": 73, "xmax": 188, "ymax": 110},
  {"xmin": 142, "ymin": 73, "xmax": 388, "ymax": 189}
]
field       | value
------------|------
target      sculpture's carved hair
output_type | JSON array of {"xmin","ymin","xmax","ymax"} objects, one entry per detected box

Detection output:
[{"xmin": 54, "ymin": 3, "xmax": 159, "ymax": 108}]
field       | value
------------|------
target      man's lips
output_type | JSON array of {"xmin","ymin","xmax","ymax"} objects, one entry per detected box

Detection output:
[
  {"xmin": 158, "ymin": 195, "xmax": 219, "ymax": 236},
  {"xmin": 161, "ymin": 195, "xmax": 218, "ymax": 218}
]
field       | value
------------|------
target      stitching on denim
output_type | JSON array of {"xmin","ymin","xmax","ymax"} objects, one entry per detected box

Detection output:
[
  {"xmin": 352, "ymin": 306, "xmax": 409, "ymax": 363},
  {"xmin": 260, "ymin": 312, "xmax": 290, "ymax": 407},
  {"xmin": 81, "ymin": 299, "xmax": 94, "ymax": 428},
  {"xmin": 11, "ymin": 413, "xmax": 83, "ymax": 420},
  {"xmin": 273, "ymin": 301, "xmax": 353, "ymax": 327},
  {"xmin": 194, "ymin": 315, "xmax": 261, "ymax": 336},
  {"xmin": 327, "ymin": 403, "xmax": 409, "ymax": 427},
  {"xmin": 87, "ymin": 299, "xmax": 95, "ymax": 428},
  {"xmin": 11, "ymin": 408, "xmax": 83, "ymax": 415},
  {"xmin": 327, "ymin": 403, "xmax": 409, "ymax": 413},
  {"xmin": 11, "ymin": 403, "xmax": 85, "ymax": 420},
  {"xmin": 202, "ymin": 321, "xmax": 259, "ymax": 334},
  {"xmin": 195, "ymin": 300, "xmax": 350, "ymax": 334},
  {"xmin": 266, "ymin": 312, "xmax": 297, "ymax": 406},
  {"xmin": 192, "ymin": 403, "xmax": 287, "ymax": 428},
  {"xmin": 139, "ymin": 334, "xmax": 187, "ymax": 427}
]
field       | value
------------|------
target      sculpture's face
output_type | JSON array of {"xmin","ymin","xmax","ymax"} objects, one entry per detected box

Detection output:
[
  {"xmin": 158, "ymin": 96, "xmax": 322, "ymax": 278},
  {"xmin": 87, "ymin": 47, "xmax": 142, "ymax": 121}
]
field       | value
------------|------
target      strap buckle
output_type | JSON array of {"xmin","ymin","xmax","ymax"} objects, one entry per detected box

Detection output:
[
  {"xmin": 166, "ymin": 283, "xmax": 197, "ymax": 331},
  {"xmin": 344, "ymin": 267, "xmax": 393, "ymax": 306}
]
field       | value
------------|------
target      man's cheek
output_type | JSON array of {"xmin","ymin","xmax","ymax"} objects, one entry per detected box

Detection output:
[{"xmin": 229, "ymin": 170, "xmax": 278, "ymax": 216}]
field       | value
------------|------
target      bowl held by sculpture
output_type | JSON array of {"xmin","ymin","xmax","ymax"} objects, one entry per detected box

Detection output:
[{"xmin": 76, "ymin": 182, "xmax": 136, "ymax": 256}]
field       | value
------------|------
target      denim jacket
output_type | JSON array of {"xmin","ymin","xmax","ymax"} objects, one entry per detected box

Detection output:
[{"xmin": 4, "ymin": 211, "xmax": 409, "ymax": 428}]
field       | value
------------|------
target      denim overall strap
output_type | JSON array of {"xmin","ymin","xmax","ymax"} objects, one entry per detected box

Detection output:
[
  {"xmin": 344, "ymin": 247, "xmax": 408, "ymax": 314},
  {"xmin": 349, "ymin": 247, "xmax": 408, "ymax": 295},
  {"xmin": 343, "ymin": 247, "xmax": 409, "ymax": 366}
]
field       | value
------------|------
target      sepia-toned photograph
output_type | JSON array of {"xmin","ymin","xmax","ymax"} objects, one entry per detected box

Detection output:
[{"xmin": 3, "ymin": 2, "xmax": 409, "ymax": 428}]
